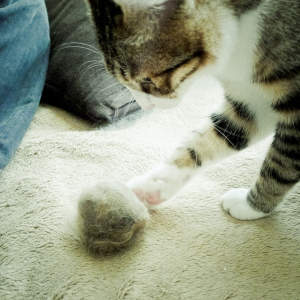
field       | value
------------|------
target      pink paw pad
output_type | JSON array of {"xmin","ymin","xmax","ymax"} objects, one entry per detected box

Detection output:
[{"xmin": 133, "ymin": 190, "xmax": 164, "ymax": 206}]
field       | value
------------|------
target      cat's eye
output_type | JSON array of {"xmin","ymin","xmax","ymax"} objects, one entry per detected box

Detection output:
[{"xmin": 142, "ymin": 77, "xmax": 153, "ymax": 84}]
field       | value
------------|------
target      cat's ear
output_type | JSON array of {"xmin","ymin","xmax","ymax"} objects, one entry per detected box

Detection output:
[{"xmin": 87, "ymin": 0, "xmax": 125, "ymax": 29}]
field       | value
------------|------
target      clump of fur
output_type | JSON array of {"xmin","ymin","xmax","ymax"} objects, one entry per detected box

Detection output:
[{"xmin": 76, "ymin": 181, "xmax": 149, "ymax": 254}]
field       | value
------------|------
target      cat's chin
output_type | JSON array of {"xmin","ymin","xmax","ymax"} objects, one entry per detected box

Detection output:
[
  {"xmin": 151, "ymin": 97, "xmax": 180, "ymax": 110},
  {"xmin": 129, "ymin": 89, "xmax": 180, "ymax": 110}
]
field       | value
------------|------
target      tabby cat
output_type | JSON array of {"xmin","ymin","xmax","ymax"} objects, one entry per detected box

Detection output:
[{"xmin": 85, "ymin": 0, "xmax": 300, "ymax": 221}]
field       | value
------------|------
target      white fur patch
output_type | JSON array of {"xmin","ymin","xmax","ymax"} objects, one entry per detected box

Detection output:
[
  {"xmin": 214, "ymin": 9, "xmax": 279, "ymax": 141},
  {"xmin": 127, "ymin": 163, "xmax": 194, "ymax": 208},
  {"xmin": 221, "ymin": 188, "xmax": 268, "ymax": 220},
  {"xmin": 217, "ymin": 9, "xmax": 260, "ymax": 82},
  {"xmin": 129, "ymin": 89, "xmax": 180, "ymax": 110}
]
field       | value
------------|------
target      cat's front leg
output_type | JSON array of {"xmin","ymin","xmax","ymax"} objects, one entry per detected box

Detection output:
[
  {"xmin": 128, "ymin": 97, "xmax": 258, "ymax": 208},
  {"xmin": 222, "ymin": 122, "xmax": 300, "ymax": 220}
]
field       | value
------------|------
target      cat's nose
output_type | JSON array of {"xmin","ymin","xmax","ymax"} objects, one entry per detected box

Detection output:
[{"xmin": 158, "ymin": 86, "xmax": 171, "ymax": 95}]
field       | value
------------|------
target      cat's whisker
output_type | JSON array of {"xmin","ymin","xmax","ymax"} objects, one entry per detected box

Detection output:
[
  {"xmin": 56, "ymin": 45, "xmax": 100, "ymax": 55},
  {"xmin": 212, "ymin": 121, "xmax": 243, "ymax": 138},
  {"xmin": 79, "ymin": 63, "xmax": 103, "ymax": 80},
  {"xmin": 207, "ymin": 123, "xmax": 236, "ymax": 148},
  {"xmin": 85, "ymin": 63, "xmax": 106, "ymax": 72},
  {"xmin": 59, "ymin": 41, "xmax": 100, "ymax": 52},
  {"xmin": 79, "ymin": 60, "xmax": 102, "ymax": 73},
  {"xmin": 79, "ymin": 63, "xmax": 107, "ymax": 80},
  {"xmin": 98, "ymin": 82, "xmax": 122, "ymax": 93}
]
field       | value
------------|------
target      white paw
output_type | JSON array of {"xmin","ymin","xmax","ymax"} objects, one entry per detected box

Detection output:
[
  {"xmin": 127, "ymin": 164, "xmax": 192, "ymax": 208},
  {"xmin": 221, "ymin": 188, "xmax": 268, "ymax": 220}
]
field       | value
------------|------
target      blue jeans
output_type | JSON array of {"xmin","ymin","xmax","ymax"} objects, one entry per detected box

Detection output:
[{"xmin": 0, "ymin": 0, "xmax": 50, "ymax": 169}]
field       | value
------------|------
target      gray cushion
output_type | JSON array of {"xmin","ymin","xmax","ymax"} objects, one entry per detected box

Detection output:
[{"xmin": 43, "ymin": 0, "xmax": 140, "ymax": 123}]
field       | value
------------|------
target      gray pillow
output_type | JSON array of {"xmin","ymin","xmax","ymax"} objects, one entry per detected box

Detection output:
[{"xmin": 43, "ymin": 0, "xmax": 140, "ymax": 123}]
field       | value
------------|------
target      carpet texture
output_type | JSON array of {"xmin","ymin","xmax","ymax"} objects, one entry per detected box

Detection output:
[{"xmin": 0, "ymin": 77, "xmax": 299, "ymax": 299}]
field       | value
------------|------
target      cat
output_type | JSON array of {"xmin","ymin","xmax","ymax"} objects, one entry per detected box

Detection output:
[{"xmin": 84, "ymin": 0, "xmax": 300, "ymax": 221}]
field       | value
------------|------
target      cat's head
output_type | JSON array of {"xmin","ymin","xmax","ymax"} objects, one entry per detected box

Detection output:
[{"xmin": 87, "ymin": 0, "xmax": 227, "ymax": 109}]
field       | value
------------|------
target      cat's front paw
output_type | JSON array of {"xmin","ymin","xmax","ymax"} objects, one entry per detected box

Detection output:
[
  {"xmin": 127, "ymin": 174, "xmax": 172, "ymax": 208},
  {"xmin": 127, "ymin": 176, "xmax": 168, "ymax": 208},
  {"xmin": 221, "ymin": 188, "xmax": 268, "ymax": 220},
  {"xmin": 127, "ymin": 164, "xmax": 192, "ymax": 208}
]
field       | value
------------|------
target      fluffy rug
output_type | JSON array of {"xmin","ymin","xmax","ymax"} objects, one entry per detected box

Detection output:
[{"xmin": 1, "ymin": 76, "xmax": 299, "ymax": 299}]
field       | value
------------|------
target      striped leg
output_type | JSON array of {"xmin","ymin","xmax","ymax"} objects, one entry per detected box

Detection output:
[
  {"xmin": 223, "ymin": 121, "xmax": 300, "ymax": 219},
  {"xmin": 128, "ymin": 96, "xmax": 270, "ymax": 208}
]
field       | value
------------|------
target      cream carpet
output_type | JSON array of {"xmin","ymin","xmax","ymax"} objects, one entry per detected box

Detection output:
[{"xmin": 1, "ymin": 77, "xmax": 299, "ymax": 299}]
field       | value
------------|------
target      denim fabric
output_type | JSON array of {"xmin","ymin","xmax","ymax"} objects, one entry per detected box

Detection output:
[{"xmin": 0, "ymin": 0, "xmax": 50, "ymax": 169}]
